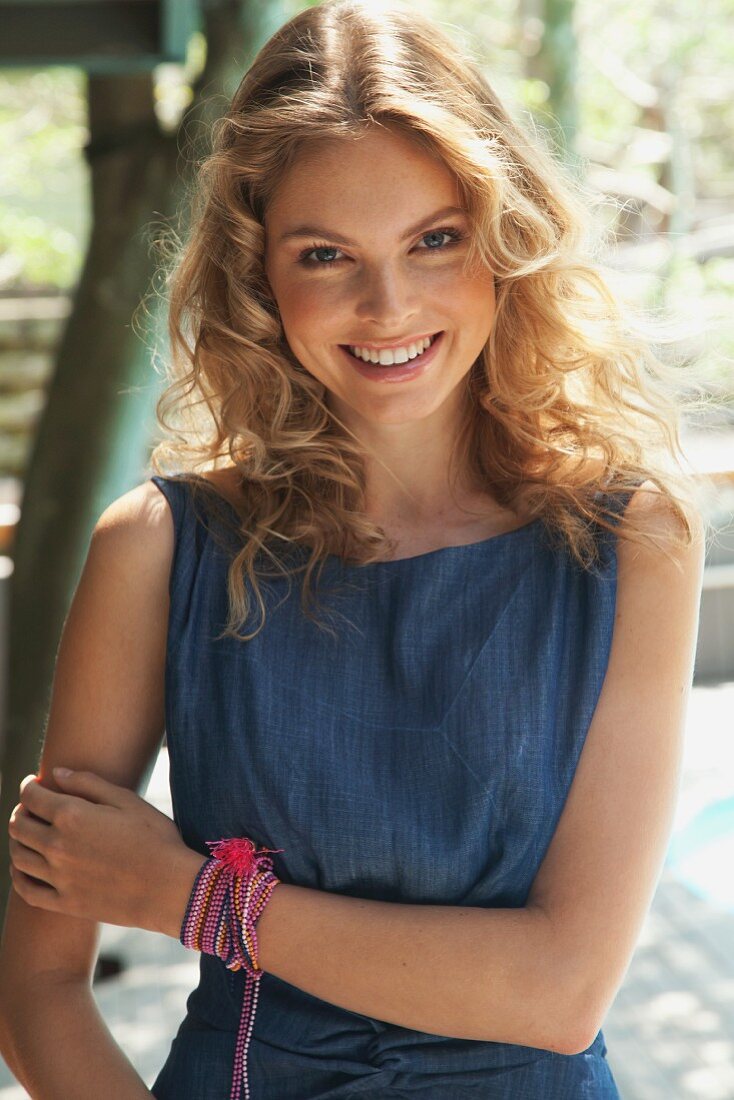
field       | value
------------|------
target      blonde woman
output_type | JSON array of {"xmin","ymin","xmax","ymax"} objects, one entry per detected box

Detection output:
[{"xmin": 1, "ymin": 1, "xmax": 708, "ymax": 1097}]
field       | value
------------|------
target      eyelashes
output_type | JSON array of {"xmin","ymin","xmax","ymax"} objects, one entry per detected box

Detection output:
[{"xmin": 296, "ymin": 226, "xmax": 467, "ymax": 268}]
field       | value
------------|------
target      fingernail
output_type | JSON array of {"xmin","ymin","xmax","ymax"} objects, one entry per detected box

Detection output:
[{"xmin": 54, "ymin": 767, "xmax": 73, "ymax": 778}]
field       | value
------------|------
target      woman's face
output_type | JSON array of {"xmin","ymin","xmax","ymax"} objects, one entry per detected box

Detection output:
[{"xmin": 263, "ymin": 125, "xmax": 495, "ymax": 427}]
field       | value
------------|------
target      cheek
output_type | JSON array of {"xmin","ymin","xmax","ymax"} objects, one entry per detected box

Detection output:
[
  {"xmin": 278, "ymin": 278, "xmax": 335, "ymax": 328},
  {"xmin": 265, "ymin": 260, "xmax": 316, "ymax": 321},
  {"xmin": 459, "ymin": 275, "xmax": 495, "ymax": 327},
  {"xmin": 274, "ymin": 289, "xmax": 319, "ymax": 342},
  {"xmin": 420, "ymin": 258, "xmax": 491, "ymax": 313},
  {"xmin": 277, "ymin": 296, "xmax": 335, "ymax": 373}
]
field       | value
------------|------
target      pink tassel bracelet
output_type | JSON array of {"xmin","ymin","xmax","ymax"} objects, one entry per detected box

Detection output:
[{"xmin": 180, "ymin": 836, "xmax": 284, "ymax": 1099}]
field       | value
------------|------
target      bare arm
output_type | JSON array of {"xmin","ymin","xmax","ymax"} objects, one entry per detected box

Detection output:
[
  {"xmin": 256, "ymin": 883, "xmax": 566, "ymax": 1050},
  {"xmin": 2, "ymin": 972, "xmax": 153, "ymax": 1099},
  {"xmin": 0, "ymin": 479, "xmax": 174, "ymax": 1097},
  {"xmin": 527, "ymin": 484, "xmax": 705, "ymax": 1047}
]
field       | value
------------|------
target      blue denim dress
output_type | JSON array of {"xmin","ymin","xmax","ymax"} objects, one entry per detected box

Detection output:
[{"xmin": 149, "ymin": 473, "xmax": 626, "ymax": 1099}]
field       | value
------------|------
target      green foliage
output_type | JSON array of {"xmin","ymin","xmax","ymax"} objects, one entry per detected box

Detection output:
[
  {"xmin": 0, "ymin": 32, "xmax": 207, "ymax": 292},
  {"xmin": 0, "ymin": 208, "xmax": 79, "ymax": 286},
  {"xmin": 0, "ymin": 67, "xmax": 88, "ymax": 289}
]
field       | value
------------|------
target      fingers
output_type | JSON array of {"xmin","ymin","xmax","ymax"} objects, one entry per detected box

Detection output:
[
  {"xmin": 8, "ymin": 835, "xmax": 51, "ymax": 881},
  {"xmin": 18, "ymin": 775, "xmax": 62, "ymax": 824},
  {"xmin": 8, "ymin": 803, "xmax": 56, "ymax": 892},
  {"xmin": 9, "ymin": 800, "xmax": 50, "ymax": 840},
  {"xmin": 50, "ymin": 768, "xmax": 135, "ymax": 809},
  {"xmin": 19, "ymin": 769, "xmax": 132, "ymax": 823},
  {"xmin": 8, "ymin": 798, "xmax": 64, "ymax": 913},
  {"xmin": 10, "ymin": 860, "xmax": 60, "ymax": 910},
  {"xmin": 9, "ymin": 801, "xmax": 53, "ymax": 854}
]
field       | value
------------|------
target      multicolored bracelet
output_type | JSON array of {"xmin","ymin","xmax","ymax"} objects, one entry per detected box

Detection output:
[{"xmin": 179, "ymin": 836, "xmax": 284, "ymax": 1099}]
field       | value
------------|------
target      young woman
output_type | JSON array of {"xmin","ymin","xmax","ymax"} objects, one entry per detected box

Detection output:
[{"xmin": 1, "ymin": 1, "xmax": 709, "ymax": 1097}]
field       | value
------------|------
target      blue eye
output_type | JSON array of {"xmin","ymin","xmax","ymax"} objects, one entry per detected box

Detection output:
[
  {"xmin": 297, "ymin": 226, "xmax": 466, "ymax": 268},
  {"xmin": 299, "ymin": 243, "xmax": 343, "ymax": 267},
  {"xmin": 420, "ymin": 228, "xmax": 461, "ymax": 250}
]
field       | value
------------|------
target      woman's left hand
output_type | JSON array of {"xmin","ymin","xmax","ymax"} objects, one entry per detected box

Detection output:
[{"xmin": 8, "ymin": 768, "xmax": 205, "ymax": 936}]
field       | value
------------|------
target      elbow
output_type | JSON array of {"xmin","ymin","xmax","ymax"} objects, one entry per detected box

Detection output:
[
  {"xmin": 489, "ymin": 983, "xmax": 599, "ymax": 1055},
  {"xmin": 539, "ymin": 1000, "xmax": 598, "ymax": 1057},
  {"xmin": 557, "ymin": 983, "xmax": 609, "ymax": 1057},
  {"xmin": 532, "ymin": 1014, "xmax": 596, "ymax": 1058},
  {"xmin": 535, "ymin": 970, "xmax": 602, "ymax": 1054},
  {"xmin": 524, "ymin": 907, "xmax": 601, "ymax": 1057},
  {"xmin": 558, "ymin": 1020, "xmax": 602, "ymax": 1058}
]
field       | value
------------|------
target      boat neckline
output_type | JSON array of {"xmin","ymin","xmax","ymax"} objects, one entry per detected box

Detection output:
[{"xmin": 346, "ymin": 516, "xmax": 543, "ymax": 566}]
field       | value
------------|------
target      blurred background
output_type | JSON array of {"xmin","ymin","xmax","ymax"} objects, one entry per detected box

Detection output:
[{"xmin": 0, "ymin": 0, "xmax": 732, "ymax": 1096}]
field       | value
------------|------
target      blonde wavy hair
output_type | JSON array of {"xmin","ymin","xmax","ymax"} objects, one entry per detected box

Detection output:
[{"xmin": 148, "ymin": 0, "xmax": 716, "ymax": 643}]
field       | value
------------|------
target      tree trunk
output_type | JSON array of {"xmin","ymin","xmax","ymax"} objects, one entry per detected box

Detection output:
[{"xmin": 523, "ymin": 0, "xmax": 580, "ymax": 172}]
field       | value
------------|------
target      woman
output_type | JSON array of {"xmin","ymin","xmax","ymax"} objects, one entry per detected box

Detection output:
[{"xmin": 0, "ymin": 0, "xmax": 709, "ymax": 1097}]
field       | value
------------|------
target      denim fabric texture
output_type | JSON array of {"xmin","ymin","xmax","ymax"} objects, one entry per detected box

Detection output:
[{"xmin": 149, "ymin": 473, "xmax": 628, "ymax": 1099}]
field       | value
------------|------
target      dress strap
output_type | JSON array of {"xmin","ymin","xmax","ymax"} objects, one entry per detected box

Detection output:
[{"xmin": 149, "ymin": 474, "xmax": 210, "ymax": 640}]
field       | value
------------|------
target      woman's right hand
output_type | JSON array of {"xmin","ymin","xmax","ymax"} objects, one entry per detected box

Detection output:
[{"xmin": 9, "ymin": 768, "xmax": 205, "ymax": 936}]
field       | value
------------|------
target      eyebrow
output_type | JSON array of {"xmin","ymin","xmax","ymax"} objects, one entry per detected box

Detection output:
[{"xmin": 277, "ymin": 205, "xmax": 468, "ymax": 246}]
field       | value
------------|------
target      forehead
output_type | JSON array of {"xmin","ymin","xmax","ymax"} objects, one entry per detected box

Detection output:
[{"xmin": 265, "ymin": 127, "xmax": 461, "ymax": 230}]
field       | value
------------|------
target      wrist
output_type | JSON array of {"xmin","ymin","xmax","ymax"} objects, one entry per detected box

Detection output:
[
  {"xmin": 155, "ymin": 846, "xmax": 209, "ymax": 939},
  {"xmin": 253, "ymin": 882, "xmax": 301, "ymax": 974}
]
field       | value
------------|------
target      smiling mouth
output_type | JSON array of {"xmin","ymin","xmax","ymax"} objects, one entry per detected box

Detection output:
[{"xmin": 340, "ymin": 331, "xmax": 443, "ymax": 364}]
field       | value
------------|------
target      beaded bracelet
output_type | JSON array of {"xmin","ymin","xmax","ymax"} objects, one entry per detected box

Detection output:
[{"xmin": 180, "ymin": 836, "xmax": 284, "ymax": 1100}]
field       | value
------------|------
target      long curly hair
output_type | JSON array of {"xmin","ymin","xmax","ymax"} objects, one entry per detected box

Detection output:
[{"xmin": 147, "ymin": 0, "xmax": 716, "ymax": 643}]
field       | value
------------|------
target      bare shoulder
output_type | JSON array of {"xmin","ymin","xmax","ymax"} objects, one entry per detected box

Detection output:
[
  {"xmin": 91, "ymin": 467, "xmax": 244, "ymax": 555},
  {"xmin": 91, "ymin": 478, "xmax": 175, "ymax": 579},
  {"xmin": 95, "ymin": 477, "xmax": 173, "ymax": 536},
  {"xmin": 615, "ymin": 478, "xmax": 706, "ymax": 574},
  {"xmin": 613, "ymin": 477, "xmax": 706, "ymax": 689}
]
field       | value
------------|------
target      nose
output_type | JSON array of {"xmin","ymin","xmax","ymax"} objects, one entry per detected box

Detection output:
[{"xmin": 353, "ymin": 265, "xmax": 420, "ymax": 332}]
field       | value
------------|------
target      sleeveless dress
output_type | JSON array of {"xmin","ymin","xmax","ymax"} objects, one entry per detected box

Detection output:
[{"xmin": 149, "ymin": 473, "xmax": 627, "ymax": 1099}]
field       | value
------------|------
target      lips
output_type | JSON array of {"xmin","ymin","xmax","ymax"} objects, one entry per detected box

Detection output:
[{"xmin": 339, "ymin": 329, "xmax": 445, "ymax": 381}]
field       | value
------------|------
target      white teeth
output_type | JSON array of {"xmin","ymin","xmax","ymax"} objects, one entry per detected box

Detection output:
[{"xmin": 348, "ymin": 335, "xmax": 434, "ymax": 365}]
